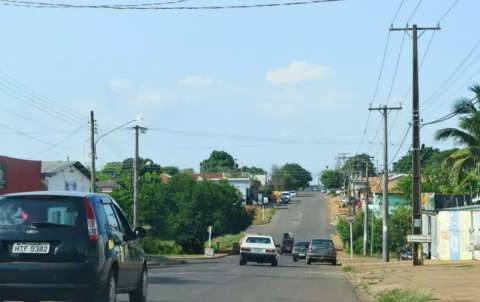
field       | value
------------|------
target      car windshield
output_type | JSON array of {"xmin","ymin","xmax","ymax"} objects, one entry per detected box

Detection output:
[
  {"xmin": 295, "ymin": 242, "xmax": 308, "ymax": 247},
  {"xmin": 0, "ymin": 197, "xmax": 82, "ymax": 228},
  {"xmin": 245, "ymin": 237, "xmax": 272, "ymax": 244},
  {"xmin": 311, "ymin": 240, "xmax": 334, "ymax": 248}
]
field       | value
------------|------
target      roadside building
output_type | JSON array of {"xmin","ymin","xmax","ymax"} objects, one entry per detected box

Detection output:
[
  {"xmin": 96, "ymin": 180, "xmax": 119, "ymax": 193},
  {"xmin": 192, "ymin": 172, "xmax": 252, "ymax": 202},
  {"xmin": 41, "ymin": 161, "xmax": 91, "ymax": 192},
  {"xmin": 0, "ymin": 155, "xmax": 42, "ymax": 195}
]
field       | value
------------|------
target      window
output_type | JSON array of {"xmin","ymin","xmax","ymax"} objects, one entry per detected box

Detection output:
[
  {"xmin": 113, "ymin": 204, "xmax": 133, "ymax": 236},
  {"xmin": 245, "ymin": 237, "xmax": 272, "ymax": 244},
  {"xmin": 311, "ymin": 240, "xmax": 333, "ymax": 248},
  {"xmin": 102, "ymin": 203, "xmax": 121, "ymax": 233},
  {"xmin": 0, "ymin": 196, "xmax": 81, "ymax": 227}
]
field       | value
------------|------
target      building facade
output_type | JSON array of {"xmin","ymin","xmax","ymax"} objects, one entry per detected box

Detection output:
[{"xmin": 0, "ymin": 156, "xmax": 43, "ymax": 195}]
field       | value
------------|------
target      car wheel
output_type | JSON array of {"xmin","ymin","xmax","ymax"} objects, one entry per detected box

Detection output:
[
  {"xmin": 239, "ymin": 256, "xmax": 247, "ymax": 266},
  {"xmin": 331, "ymin": 260, "xmax": 337, "ymax": 266},
  {"xmin": 93, "ymin": 272, "xmax": 117, "ymax": 302},
  {"xmin": 293, "ymin": 257, "xmax": 298, "ymax": 262},
  {"xmin": 129, "ymin": 268, "xmax": 148, "ymax": 302},
  {"xmin": 271, "ymin": 260, "xmax": 278, "ymax": 267},
  {"xmin": 306, "ymin": 258, "xmax": 311, "ymax": 265}
]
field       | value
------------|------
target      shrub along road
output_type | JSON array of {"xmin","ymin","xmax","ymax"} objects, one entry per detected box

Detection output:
[{"xmin": 119, "ymin": 192, "xmax": 359, "ymax": 302}]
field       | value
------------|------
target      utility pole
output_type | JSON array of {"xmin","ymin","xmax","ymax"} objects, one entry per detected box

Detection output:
[
  {"xmin": 363, "ymin": 161, "xmax": 369, "ymax": 256},
  {"xmin": 391, "ymin": 24, "xmax": 440, "ymax": 266},
  {"xmin": 131, "ymin": 125, "xmax": 148, "ymax": 229},
  {"xmin": 369, "ymin": 105, "xmax": 401, "ymax": 262},
  {"xmin": 90, "ymin": 111, "xmax": 96, "ymax": 192}
]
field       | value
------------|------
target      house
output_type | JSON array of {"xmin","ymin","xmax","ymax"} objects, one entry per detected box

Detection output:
[
  {"xmin": 160, "ymin": 173, "xmax": 172, "ymax": 184},
  {"xmin": 96, "ymin": 180, "xmax": 119, "ymax": 193},
  {"xmin": 192, "ymin": 172, "xmax": 252, "ymax": 202},
  {"xmin": 41, "ymin": 161, "xmax": 91, "ymax": 192},
  {"xmin": 0, "ymin": 155, "xmax": 42, "ymax": 194}
]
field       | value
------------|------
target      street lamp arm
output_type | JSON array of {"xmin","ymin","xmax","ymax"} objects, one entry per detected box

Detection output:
[{"xmin": 95, "ymin": 119, "xmax": 138, "ymax": 145}]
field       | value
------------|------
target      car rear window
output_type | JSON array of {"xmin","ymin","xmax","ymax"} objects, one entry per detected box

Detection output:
[
  {"xmin": 311, "ymin": 240, "xmax": 333, "ymax": 248},
  {"xmin": 0, "ymin": 196, "xmax": 83, "ymax": 228},
  {"xmin": 245, "ymin": 237, "xmax": 272, "ymax": 244}
]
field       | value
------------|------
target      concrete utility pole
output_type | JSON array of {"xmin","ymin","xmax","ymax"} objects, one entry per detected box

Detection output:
[
  {"xmin": 391, "ymin": 24, "xmax": 440, "ymax": 266},
  {"xmin": 131, "ymin": 125, "xmax": 148, "ymax": 229},
  {"xmin": 363, "ymin": 161, "xmax": 369, "ymax": 256},
  {"xmin": 369, "ymin": 105, "xmax": 401, "ymax": 262},
  {"xmin": 90, "ymin": 111, "xmax": 96, "ymax": 192}
]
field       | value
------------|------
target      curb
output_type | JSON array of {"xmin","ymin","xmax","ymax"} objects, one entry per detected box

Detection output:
[{"xmin": 146, "ymin": 253, "xmax": 232, "ymax": 267}]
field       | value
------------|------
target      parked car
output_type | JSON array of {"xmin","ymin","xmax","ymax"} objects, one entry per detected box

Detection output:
[
  {"xmin": 292, "ymin": 241, "xmax": 309, "ymax": 261},
  {"xmin": 289, "ymin": 191, "xmax": 297, "ymax": 198},
  {"xmin": 280, "ymin": 232, "xmax": 294, "ymax": 254},
  {"xmin": 397, "ymin": 245, "xmax": 413, "ymax": 261},
  {"xmin": 239, "ymin": 234, "xmax": 278, "ymax": 266},
  {"xmin": 0, "ymin": 191, "xmax": 148, "ymax": 302},
  {"xmin": 281, "ymin": 191, "xmax": 291, "ymax": 203},
  {"xmin": 306, "ymin": 239, "xmax": 337, "ymax": 265}
]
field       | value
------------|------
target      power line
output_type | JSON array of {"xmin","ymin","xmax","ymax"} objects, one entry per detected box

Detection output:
[
  {"xmin": 438, "ymin": 0, "xmax": 460, "ymax": 23},
  {"xmin": 389, "ymin": 124, "xmax": 411, "ymax": 165},
  {"xmin": 407, "ymin": 0, "xmax": 423, "ymax": 24},
  {"xmin": 0, "ymin": 0, "xmax": 344, "ymax": 10},
  {"xmin": 422, "ymin": 96, "xmax": 479, "ymax": 127},
  {"xmin": 28, "ymin": 123, "xmax": 88, "ymax": 159}
]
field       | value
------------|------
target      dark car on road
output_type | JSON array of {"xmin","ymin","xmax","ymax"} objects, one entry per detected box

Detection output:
[
  {"xmin": 292, "ymin": 241, "xmax": 309, "ymax": 261},
  {"xmin": 280, "ymin": 232, "xmax": 294, "ymax": 254},
  {"xmin": 306, "ymin": 239, "xmax": 337, "ymax": 265},
  {"xmin": 0, "ymin": 191, "xmax": 148, "ymax": 302}
]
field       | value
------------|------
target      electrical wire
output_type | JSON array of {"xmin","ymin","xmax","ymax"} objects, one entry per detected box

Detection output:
[
  {"xmin": 28, "ymin": 123, "xmax": 88, "ymax": 159},
  {"xmin": 0, "ymin": 0, "xmax": 344, "ymax": 10},
  {"xmin": 389, "ymin": 124, "xmax": 411, "ymax": 165},
  {"xmin": 407, "ymin": 0, "xmax": 423, "ymax": 24}
]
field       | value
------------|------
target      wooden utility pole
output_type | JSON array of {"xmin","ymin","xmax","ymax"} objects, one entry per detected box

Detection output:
[
  {"xmin": 131, "ymin": 125, "xmax": 148, "ymax": 229},
  {"xmin": 363, "ymin": 161, "xmax": 369, "ymax": 256},
  {"xmin": 391, "ymin": 24, "xmax": 440, "ymax": 266},
  {"xmin": 369, "ymin": 105, "xmax": 401, "ymax": 262}
]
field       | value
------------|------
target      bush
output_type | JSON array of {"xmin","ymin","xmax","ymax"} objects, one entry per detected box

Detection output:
[
  {"xmin": 140, "ymin": 238, "xmax": 183, "ymax": 255},
  {"xmin": 206, "ymin": 233, "xmax": 245, "ymax": 252},
  {"xmin": 376, "ymin": 289, "xmax": 433, "ymax": 302}
]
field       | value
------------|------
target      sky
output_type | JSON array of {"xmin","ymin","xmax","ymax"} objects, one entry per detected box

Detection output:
[{"xmin": 0, "ymin": 0, "xmax": 479, "ymax": 180}]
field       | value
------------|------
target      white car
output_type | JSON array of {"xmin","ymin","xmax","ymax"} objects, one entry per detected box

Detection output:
[{"xmin": 239, "ymin": 235, "xmax": 278, "ymax": 266}]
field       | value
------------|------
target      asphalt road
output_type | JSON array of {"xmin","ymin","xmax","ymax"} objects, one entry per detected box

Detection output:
[{"xmin": 119, "ymin": 192, "xmax": 359, "ymax": 302}]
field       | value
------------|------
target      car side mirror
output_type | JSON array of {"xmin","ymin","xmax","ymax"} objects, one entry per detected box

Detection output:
[{"xmin": 134, "ymin": 227, "xmax": 147, "ymax": 239}]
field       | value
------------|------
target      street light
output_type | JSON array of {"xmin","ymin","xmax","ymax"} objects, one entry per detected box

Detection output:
[{"xmin": 90, "ymin": 116, "xmax": 143, "ymax": 192}]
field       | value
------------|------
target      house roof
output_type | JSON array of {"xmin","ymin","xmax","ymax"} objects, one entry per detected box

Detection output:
[
  {"xmin": 41, "ymin": 161, "xmax": 91, "ymax": 179},
  {"xmin": 192, "ymin": 172, "xmax": 225, "ymax": 181}
]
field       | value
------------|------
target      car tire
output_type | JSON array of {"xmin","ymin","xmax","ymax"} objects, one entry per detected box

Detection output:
[
  {"xmin": 271, "ymin": 260, "xmax": 278, "ymax": 267},
  {"xmin": 306, "ymin": 258, "xmax": 311, "ymax": 265},
  {"xmin": 239, "ymin": 256, "xmax": 247, "ymax": 266},
  {"xmin": 129, "ymin": 268, "xmax": 148, "ymax": 302},
  {"xmin": 331, "ymin": 260, "xmax": 337, "ymax": 266},
  {"xmin": 93, "ymin": 272, "xmax": 117, "ymax": 302},
  {"xmin": 293, "ymin": 257, "xmax": 298, "ymax": 262}
]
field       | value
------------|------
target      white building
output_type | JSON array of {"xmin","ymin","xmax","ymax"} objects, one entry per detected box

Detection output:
[
  {"xmin": 41, "ymin": 161, "xmax": 91, "ymax": 192},
  {"xmin": 227, "ymin": 178, "xmax": 251, "ymax": 201}
]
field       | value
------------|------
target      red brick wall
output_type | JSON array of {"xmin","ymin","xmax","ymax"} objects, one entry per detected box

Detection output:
[{"xmin": 0, "ymin": 156, "xmax": 42, "ymax": 195}]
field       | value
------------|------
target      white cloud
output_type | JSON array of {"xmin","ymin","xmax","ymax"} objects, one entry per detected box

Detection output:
[
  {"xmin": 266, "ymin": 61, "xmax": 329, "ymax": 84},
  {"xmin": 109, "ymin": 78, "xmax": 130, "ymax": 93},
  {"xmin": 130, "ymin": 87, "xmax": 177, "ymax": 106},
  {"xmin": 178, "ymin": 75, "xmax": 223, "ymax": 87}
]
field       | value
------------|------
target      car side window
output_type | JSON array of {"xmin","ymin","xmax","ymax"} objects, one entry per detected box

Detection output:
[
  {"xmin": 102, "ymin": 202, "xmax": 122, "ymax": 233},
  {"xmin": 113, "ymin": 204, "xmax": 134, "ymax": 238}
]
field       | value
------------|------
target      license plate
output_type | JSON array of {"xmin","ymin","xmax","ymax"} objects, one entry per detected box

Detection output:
[
  {"xmin": 12, "ymin": 243, "xmax": 50, "ymax": 254},
  {"xmin": 252, "ymin": 248, "xmax": 263, "ymax": 253}
]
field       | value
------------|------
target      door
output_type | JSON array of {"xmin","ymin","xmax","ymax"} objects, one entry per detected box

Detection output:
[
  {"xmin": 101, "ymin": 200, "xmax": 131, "ymax": 289},
  {"xmin": 473, "ymin": 212, "xmax": 480, "ymax": 260},
  {"xmin": 112, "ymin": 203, "xmax": 143, "ymax": 288}
]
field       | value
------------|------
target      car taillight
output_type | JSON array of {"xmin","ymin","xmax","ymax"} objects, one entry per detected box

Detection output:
[
  {"xmin": 240, "ymin": 247, "xmax": 251, "ymax": 252},
  {"xmin": 265, "ymin": 248, "xmax": 275, "ymax": 253},
  {"xmin": 85, "ymin": 199, "xmax": 99, "ymax": 241}
]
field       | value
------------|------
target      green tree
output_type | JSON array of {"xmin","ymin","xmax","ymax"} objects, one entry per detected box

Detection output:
[
  {"xmin": 240, "ymin": 166, "xmax": 266, "ymax": 174},
  {"xmin": 343, "ymin": 154, "xmax": 376, "ymax": 176},
  {"xmin": 321, "ymin": 169, "xmax": 343, "ymax": 189},
  {"xmin": 161, "ymin": 166, "xmax": 180, "ymax": 176},
  {"xmin": 435, "ymin": 84, "xmax": 480, "ymax": 184},
  {"xmin": 201, "ymin": 150, "xmax": 236, "ymax": 172},
  {"xmin": 282, "ymin": 163, "xmax": 312, "ymax": 190}
]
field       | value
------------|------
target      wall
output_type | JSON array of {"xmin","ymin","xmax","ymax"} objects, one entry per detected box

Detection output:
[
  {"xmin": 45, "ymin": 167, "xmax": 90, "ymax": 192},
  {"xmin": 227, "ymin": 178, "xmax": 251, "ymax": 201},
  {"xmin": 432, "ymin": 210, "xmax": 478, "ymax": 260},
  {"xmin": 0, "ymin": 156, "xmax": 42, "ymax": 194}
]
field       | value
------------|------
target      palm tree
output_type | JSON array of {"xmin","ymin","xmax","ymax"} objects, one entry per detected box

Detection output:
[{"xmin": 434, "ymin": 84, "xmax": 480, "ymax": 183}]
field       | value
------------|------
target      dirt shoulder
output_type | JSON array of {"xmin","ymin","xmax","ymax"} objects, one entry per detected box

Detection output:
[
  {"xmin": 327, "ymin": 195, "xmax": 480, "ymax": 302},
  {"xmin": 341, "ymin": 256, "xmax": 480, "ymax": 302}
]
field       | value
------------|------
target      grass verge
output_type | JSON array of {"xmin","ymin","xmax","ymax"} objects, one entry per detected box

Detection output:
[
  {"xmin": 207, "ymin": 232, "xmax": 245, "ymax": 252},
  {"xmin": 252, "ymin": 207, "xmax": 276, "ymax": 225},
  {"xmin": 342, "ymin": 265, "xmax": 358, "ymax": 273},
  {"xmin": 376, "ymin": 289, "xmax": 434, "ymax": 302}
]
